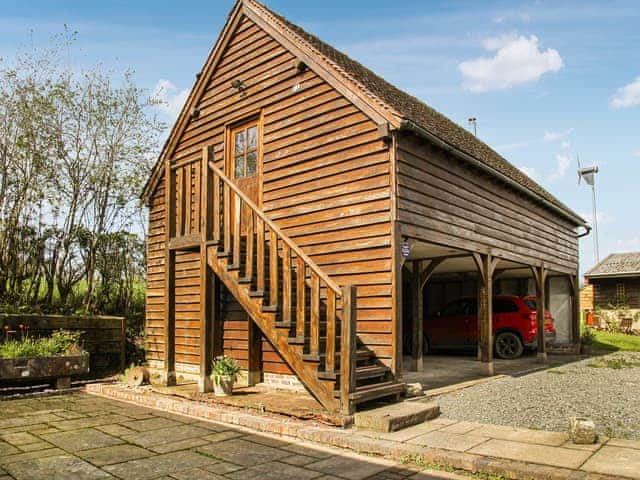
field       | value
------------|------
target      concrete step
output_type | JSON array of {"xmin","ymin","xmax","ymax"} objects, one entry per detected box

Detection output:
[{"xmin": 353, "ymin": 400, "xmax": 440, "ymax": 433}]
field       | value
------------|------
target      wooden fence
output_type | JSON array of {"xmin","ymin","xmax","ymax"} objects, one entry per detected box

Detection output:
[{"xmin": 0, "ymin": 314, "xmax": 125, "ymax": 375}]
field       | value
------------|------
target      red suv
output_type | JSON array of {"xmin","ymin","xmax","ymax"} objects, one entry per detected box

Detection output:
[{"xmin": 419, "ymin": 295, "xmax": 555, "ymax": 359}]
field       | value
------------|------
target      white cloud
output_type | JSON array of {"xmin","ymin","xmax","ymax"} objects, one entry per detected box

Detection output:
[
  {"xmin": 610, "ymin": 76, "xmax": 640, "ymax": 109},
  {"xmin": 543, "ymin": 128, "xmax": 573, "ymax": 143},
  {"xmin": 152, "ymin": 79, "xmax": 189, "ymax": 118},
  {"xmin": 580, "ymin": 211, "xmax": 614, "ymax": 225},
  {"xmin": 459, "ymin": 34, "xmax": 563, "ymax": 92},
  {"xmin": 518, "ymin": 165, "xmax": 538, "ymax": 180},
  {"xmin": 634, "ymin": 150, "xmax": 640, "ymax": 158},
  {"xmin": 548, "ymin": 154, "xmax": 571, "ymax": 181},
  {"xmin": 561, "ymin": 140, "xmax": 571, "ymax": 149}
]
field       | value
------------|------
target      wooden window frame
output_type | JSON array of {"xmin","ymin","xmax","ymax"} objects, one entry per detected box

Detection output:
[
  {"xmin": 225, "ymin": 113, "xmax": 263, "ymax": 205},
  {"xmin": 227, "ymin": 118, "xmax": 260, "ymax": 177}
]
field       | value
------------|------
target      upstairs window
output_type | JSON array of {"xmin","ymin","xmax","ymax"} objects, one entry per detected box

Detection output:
[{"xmin": 233, "ymin": 123, "xmax": 258, "ymax": 178}]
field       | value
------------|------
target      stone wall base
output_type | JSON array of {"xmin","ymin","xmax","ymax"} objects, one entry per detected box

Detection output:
[
  {"xmin": 262, "ymin": 372, "xmax": 307, "ymax": 393},
  {"xmin": 146, "ymin": 360, "xmax": 303, "ymax": 391}
]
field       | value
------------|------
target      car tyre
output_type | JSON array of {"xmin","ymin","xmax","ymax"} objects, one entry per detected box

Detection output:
[{"xmin": 495, "ymin": 331, "xmax": 524, "ymax": 359}]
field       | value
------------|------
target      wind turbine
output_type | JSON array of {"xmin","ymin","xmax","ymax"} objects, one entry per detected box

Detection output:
[{"xmin": 577, "ymin": 156, "xmax": 600, "ymax": 262}]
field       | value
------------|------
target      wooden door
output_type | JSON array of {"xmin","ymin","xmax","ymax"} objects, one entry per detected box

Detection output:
[{"xmin": 228, "ymin": 119, "xmax": 260, "ymax": 234}]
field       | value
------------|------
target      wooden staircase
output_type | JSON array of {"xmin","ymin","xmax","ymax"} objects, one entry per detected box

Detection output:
[{"xmin": 167, "ymin": 148, "xmax": 404, "ymax": 414}]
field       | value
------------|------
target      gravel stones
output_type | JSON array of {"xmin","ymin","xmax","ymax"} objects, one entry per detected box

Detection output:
[{"xmin": 436, "ymin": 352, "xmax": 640, "ymax": 439}]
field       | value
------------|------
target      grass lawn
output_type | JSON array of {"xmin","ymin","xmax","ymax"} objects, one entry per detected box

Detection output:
[{"xmin": 592, "ymin": 330, "xmax": 640, "ymax": 352}]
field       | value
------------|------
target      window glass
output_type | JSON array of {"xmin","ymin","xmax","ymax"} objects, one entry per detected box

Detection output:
[
  {"xmin": 231, "ymin": 123, "xmax": 258, "ymax": 178},
  {"xmin": 493, "ymin": 299, "xmax": 519, "ymax": 313},
  {"xmin": 247, "ymin": 126, "xmax": 257, "ymax": 150},
  {"xmin": 234, "ymin": 131, "xmax": 245, "ymax": 156},
  {"xmin": 523, "ymin": 299, "xmax": 536, "ymax": 311},
  {"xmin": 246, "ymin": 151, "xmax": 257, "ymax": 175},
  {"xmin": 234, "ymin": 155, "xmax": 244, "ymax": 178},
  {"xmin": 441, "ymin": 300, "xmax": 467, "ymax": 317}
]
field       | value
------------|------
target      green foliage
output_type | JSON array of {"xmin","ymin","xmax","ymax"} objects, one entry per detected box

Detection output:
[
  {"xmin": 580, "ymin": 327, "xmax": 596, "ymax": 345},
  {"xmin": 210, "ymin": 356, "xmax": 241, "ymax": 385},
  {"xmin": 588, "ymin": 354, "xmax": 640, "ymax": 369},
  {"xmin": 0, "ymin": 329, "xmax": 83, "ymax": 359},
  {"xmin": 0, "ymin": 28, "xmax": 163, "ymax": 319}
]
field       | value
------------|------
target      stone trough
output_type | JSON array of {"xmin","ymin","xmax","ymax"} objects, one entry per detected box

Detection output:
[{"xmin": 0, "ymin": 353, "xmax": 90, "ymax": 389}]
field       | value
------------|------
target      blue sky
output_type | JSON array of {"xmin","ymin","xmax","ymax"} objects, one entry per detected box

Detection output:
[{"xmin": 2, "ymin": 0, "xmax": 639, "ymax": 273}]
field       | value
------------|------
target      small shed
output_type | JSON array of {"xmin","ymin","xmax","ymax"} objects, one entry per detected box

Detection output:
[{"xmin": 585, "ymin": 252, "xmax": 640, "ymax": 309}]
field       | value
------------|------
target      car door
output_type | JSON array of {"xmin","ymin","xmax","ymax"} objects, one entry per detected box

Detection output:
[{"xmin": 433, "ymin": 299, "xmax": 471, "ymax": 348}]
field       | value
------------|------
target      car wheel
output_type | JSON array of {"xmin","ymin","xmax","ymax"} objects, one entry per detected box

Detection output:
[
  {"xmin": 423, "ymin": 335, "xmax": 430, "ymax": 355},
  {"xmin": 495, "ymin": 331, "xmax": 523, "ymax": 359}
]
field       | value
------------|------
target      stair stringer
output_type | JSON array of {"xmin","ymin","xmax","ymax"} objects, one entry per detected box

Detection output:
[{"xmin": 206, "ymin": 245, "xmax": 340, "ymax": 413}]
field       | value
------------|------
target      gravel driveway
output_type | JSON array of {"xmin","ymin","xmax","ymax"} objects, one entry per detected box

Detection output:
[{"xmin": 437, "ymin": 352, "xmax": 640, "ymax": 439}]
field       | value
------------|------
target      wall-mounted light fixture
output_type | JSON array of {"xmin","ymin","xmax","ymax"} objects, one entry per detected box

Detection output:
[
  {"xmin": 231, "ymin": 79, "xmax": 245, "ymax": 94},
  {"xmin": 401, "ymin": 236, "xmax": 410, "ymax": 258},
  {"xmin": 190, "ymin": 107, "xmax": 200, "ymax": 120},
  {"xmin": 295, "ymin": 60, "xmax": 308, "ymax": 74}
]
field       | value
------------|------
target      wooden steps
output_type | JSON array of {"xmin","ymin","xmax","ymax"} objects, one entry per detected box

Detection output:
[
  {"xmin": 335, "ymin": 381, "xmax": 405, "ymax": 405},
  {"xmin": 200, "ymin": 161, "xmax": 403, "ymax": 414}
]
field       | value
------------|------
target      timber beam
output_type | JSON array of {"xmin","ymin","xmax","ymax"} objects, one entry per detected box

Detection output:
[
  {"xmin": 472, "ymin": 253, "xmax": 500, "ymax": 376},
  {"xmin": 531, "ymin": 265, "xmax": 549, "ymax": 363}
]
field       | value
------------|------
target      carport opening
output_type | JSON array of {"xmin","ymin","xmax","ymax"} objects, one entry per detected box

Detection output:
[{"xmin": 399, "ymin": 240, "xmax": 578, "ymax": 388}]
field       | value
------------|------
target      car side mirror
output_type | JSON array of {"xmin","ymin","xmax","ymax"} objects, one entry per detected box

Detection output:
[{"xmin": 435, "ymin": 311, "xmax": 441, "ymax": 317}]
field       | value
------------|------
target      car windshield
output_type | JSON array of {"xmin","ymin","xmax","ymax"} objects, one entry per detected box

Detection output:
[{"xmin": 523, "ymin": 298, "xmax": 536, "ymax": 310}]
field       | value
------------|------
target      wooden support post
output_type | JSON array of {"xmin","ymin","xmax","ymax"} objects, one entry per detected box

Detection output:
[
  {"xmin": 473, "ymin": 253, "xmax": 498, "ymax": 376},
  {"xmin": 198, "ymin": 256, "xmax": 214, "ymax": 393},
  {"xmin": 199, "ymin": 146, "xmax": 214, "ymax": 393},
  {"xmin": 532, "ymin": 265, "xmax": 549, "ymax": 363},
  {"xmin": 120, "ymin": 317, "xmax": 126, "ymax": 372},
  {"xmin": 410, "ymin": 260, "xmax": 423, "ymax": 372},
  {"xmin": 164, "ymin": 249, "xmax": 176, "ymax": 386},
  {"xmin": 248, "ymin": 319, "xmax": 262, "ymax": 386},
  {"xmin": 340, "ymin": 285, "xmax": 357, "ymax": 416},
  {"xmin": 569, "ymin": 274, "xmax": 580, "ymax": 344},
  {"xmin": 163, "ymin": 160, "xmax": 176, "ymax": 386},
  {"xmin": 201, "ymin": 146, "xmax": 213, "ymax": 241}
]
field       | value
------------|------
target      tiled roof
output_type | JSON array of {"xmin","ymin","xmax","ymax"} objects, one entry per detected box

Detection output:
[
  {"xmin": 258, "ymin": 1, "xmax": 583, "ymax": 224},
  {"xmin": 585, "ymin": 252, "xmax": 640, "ymax": 277}
]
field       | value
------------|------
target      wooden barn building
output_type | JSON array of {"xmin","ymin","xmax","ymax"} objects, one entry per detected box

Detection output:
[{"xmin": 141, "ymin": 0, "xmax": 588, "ymax": 414}]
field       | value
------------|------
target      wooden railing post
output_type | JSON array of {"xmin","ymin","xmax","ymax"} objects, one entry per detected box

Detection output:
[
  {"xmin": 340, "ymin": 284, "xmax": 357, "ymax": 416},
  {"xmin": 201, "ymin": 146, "xmax": 212, "ymax": 241}
]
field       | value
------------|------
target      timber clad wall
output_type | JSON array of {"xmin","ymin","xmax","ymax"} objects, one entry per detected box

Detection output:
[
  {"xmin": 146, "ymin": 15, "xmax": 394, "ymax": 372},
  {"xmin": 592, "ymin": 278, "xmax": 640, "ymax": 309},
  {"xmin": 175, "ymin": 251, "xmax": 201, "ymax": 367},
  {"xmin": 396, "ymin": 134, "xmax": 579, "ymax": 275},
  {"xmin": 146, "ymin": 180, "xmax": 165, "ymax": 364}
]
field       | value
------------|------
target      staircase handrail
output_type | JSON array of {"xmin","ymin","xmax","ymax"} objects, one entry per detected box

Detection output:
[{"xmin": 208, "ymin": 160, "xmax": 343, "ymax": 297}]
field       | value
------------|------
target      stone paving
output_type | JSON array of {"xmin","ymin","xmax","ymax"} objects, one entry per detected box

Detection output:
[
  {"xmin": 0, "ymin": 393, "xmax": 461, "ymax": 480},
  {"xmin": 86, "ymin": 383, "xmax": 640, "ymax": 479}
]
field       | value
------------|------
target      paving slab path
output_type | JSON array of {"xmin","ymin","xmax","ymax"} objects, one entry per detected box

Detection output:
[{"xmin": 0, "ymin": 392, "xmax": 461, "ymax": 480}]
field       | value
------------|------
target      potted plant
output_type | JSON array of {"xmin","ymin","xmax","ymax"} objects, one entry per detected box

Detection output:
[
  {"xmin": 580, "ymin": 328, "xmax": 595, "ymax": 355},
  {"xmin": 211, "ymin": 355, "xmax": 240, "ymax": 396}
]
